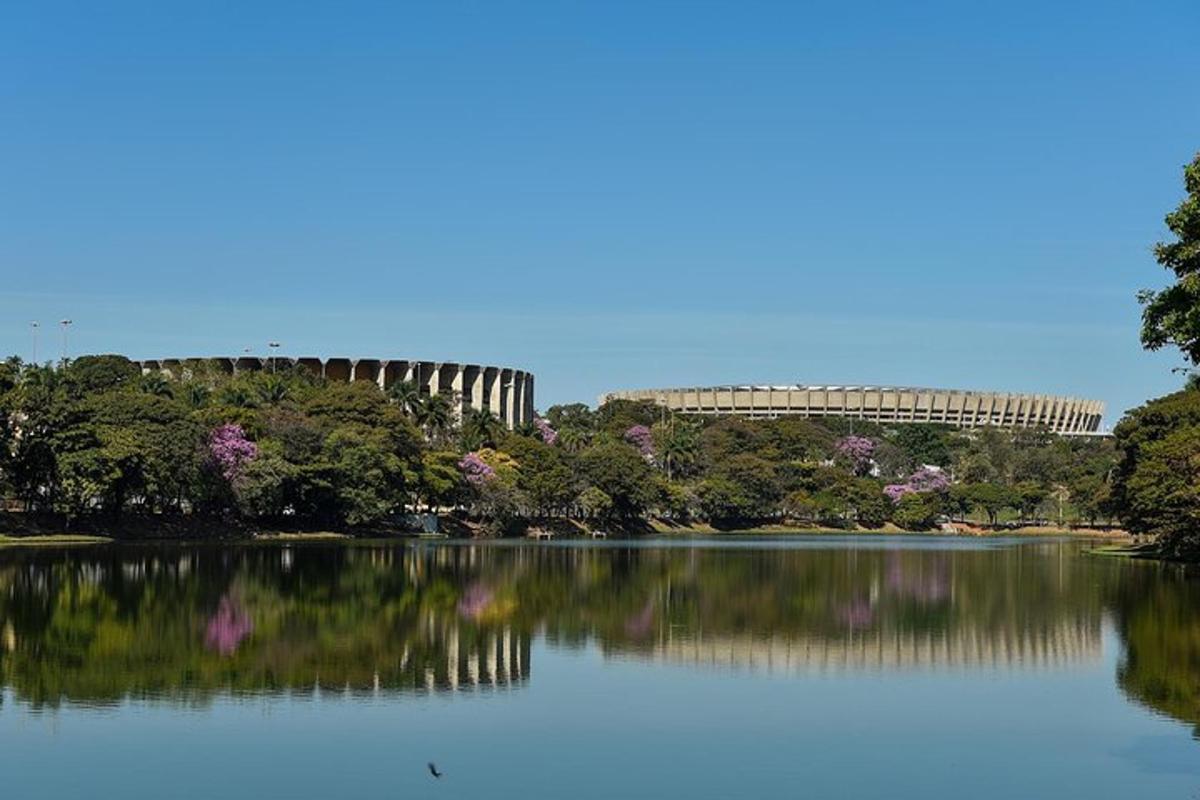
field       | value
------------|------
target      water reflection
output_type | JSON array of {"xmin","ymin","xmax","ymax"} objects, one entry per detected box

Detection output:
[
  {"xmin": 0, "ymin": 539, "xmax": 1195, "ymax": 736},
  {"xmin": 1111, "ymin": 560, "xmax": 1200, "ymax": 738}
]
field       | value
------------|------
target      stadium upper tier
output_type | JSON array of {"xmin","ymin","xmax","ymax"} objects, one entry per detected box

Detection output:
[
  {"xmin": 138, "ymin": 356, "xmax": 534, "ymax": 427},
  {"xmin": 601, "ymin": 385, "xmax": 1105, "ymax": 434}
]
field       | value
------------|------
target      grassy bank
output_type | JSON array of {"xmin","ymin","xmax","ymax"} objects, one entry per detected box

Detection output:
[{"xmin": 0, "ymin": 534, "xmax": 112, "ymax": 548}]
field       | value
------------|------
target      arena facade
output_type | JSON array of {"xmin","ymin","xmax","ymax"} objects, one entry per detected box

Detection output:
[
  {"xmin": 601, "ymin": 385, "xmax": 1105, "ymax": 434},
  {"xmin": 138, "ymin": 356, "xmax": 535, "ymax": 427}
]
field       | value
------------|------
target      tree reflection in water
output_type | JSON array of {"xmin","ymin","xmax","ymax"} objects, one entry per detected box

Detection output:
[
  {"xmin": 1111, "ymin": 560, "xmax": 1200, "ymax": 738},
  {"xmin": 0, "ymin": 539, "xmax": 1194, "ymax": 735},
  {"xmin": 205, "ymin": 592, "xmax": 254, "ymax": 656}
]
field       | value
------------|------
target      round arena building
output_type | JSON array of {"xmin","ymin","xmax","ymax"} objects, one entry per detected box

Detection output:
[{"xmin": 601, "ymin": 385, "xmax": 1105, "ymax": 434}]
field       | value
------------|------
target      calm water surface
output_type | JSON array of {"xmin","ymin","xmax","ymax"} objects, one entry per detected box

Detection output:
[{"xmin": 1, "ymin": 536, "xmax": 1198, "ymax": 799}]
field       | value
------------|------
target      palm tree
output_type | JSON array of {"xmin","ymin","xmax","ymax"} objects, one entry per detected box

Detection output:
[
  {"xmin": 656, "ymin": 418, "xmax": 700, "ymax": 480},
  {"xmin": 138, "ymin": 373, "xmax": 174, "ymax": 398},
  {"xmin": 557, "ymin": 425, "xmax": 592, "ymax": 454},
  {"xmin": 461, "ymin": 408, "xmax": 503, "ymax": 450},
  {"xmin": 414, "ymin": 393, "xmax": 453, "ymax": 440},
  {"xmin": 183, "ymin": 383, "xmax": 211, "ymax": 409},
  {"xmin": 257, "ymin": 375, "xmax": 290, "ymax": 405},
  {"xmin": 220, "ymin": 384, "xmax": 258, "ymax": 409},
  {"xmin": 387, "ymin": 380, "xmax": 422, "ymax": 417},
  {"xmin": 18, "ymin": 363, "xmax": 58, "ymax": 391}
]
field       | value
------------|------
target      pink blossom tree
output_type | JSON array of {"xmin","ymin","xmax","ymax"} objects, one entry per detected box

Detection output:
[
  {"xmin": 458, "ymin": 452, "xmax": 496, "ymax": 486},
  {"xmin": 885, "ymin": 466, "xmax": 951, "ymax": 503},
  {"xmin": 624, "ymin": 425, "xmax": 654, "ymax": 457},
  {"xmin": 836, "ymin": 435, "xmax": 876, "ymax": 475},
  {"xmin": 208, "ymin": 424, "xmax": 257, "ymax": 483},
  {"xmin": 533, "ymin": 416, "xmax": 558, "ymax": 446}
]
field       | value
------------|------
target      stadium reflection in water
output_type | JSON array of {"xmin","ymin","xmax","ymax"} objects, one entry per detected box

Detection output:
[
  {"xmin": 2, "ymin": 537, "xmax": 1199, "ymax": 799},
  {"xmin": 0, "ymin": 539, "xmax": 1188, "ymax": 709}
]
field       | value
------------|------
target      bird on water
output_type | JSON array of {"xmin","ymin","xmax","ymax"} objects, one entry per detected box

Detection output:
[{"xmin": 428, "ymin": 762, "xmax": 444, "ymax": 779}]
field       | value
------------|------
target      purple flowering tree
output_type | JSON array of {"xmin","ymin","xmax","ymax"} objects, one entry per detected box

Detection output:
[
  {"xmin": 624, "ymin": 425, "xmax": 654, "ymax": 457},
  {"xmin": 458, "ymin": 452, "xmax": 496, "ymax": 486},
  {"xmin": 209, "ymin": 424, "xmax": 257, "ymax": 483},
  {"xmin": 836, "ymin": 435, "xmax": 876, "ymax": 475},
  {"xmin": 907, "ymin": 466, "xmax": 950, "ymax": 493},
  {"xmin": 533, "ymin": 416, "xmax": 558, "ymax": 446},
  {"xmin": 885, "ymin": 466, "xmax": 951, "ymax": 503}
]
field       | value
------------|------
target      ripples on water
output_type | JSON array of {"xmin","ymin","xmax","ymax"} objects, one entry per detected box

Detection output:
[{"xmin": 0, "ymin": 536, "xmax": 1197, "ymax": 799}]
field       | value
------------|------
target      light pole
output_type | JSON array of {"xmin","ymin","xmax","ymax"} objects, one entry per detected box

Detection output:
[
  {"xmin": 268, "ymin": 341, "xmax": 281, "ymax": 374},
  {"xmin": 29, "ymin": 321, "xmax": 39, "ymax": 364},
  {"xmin": 59, "ymin": 319, "xmax": 72, "ymax": 363}
]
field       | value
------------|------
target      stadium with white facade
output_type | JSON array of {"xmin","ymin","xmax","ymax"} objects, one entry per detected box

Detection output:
[{"xmin": 601, "ymin": 385, "xmax": 1105, "ymax": 434}]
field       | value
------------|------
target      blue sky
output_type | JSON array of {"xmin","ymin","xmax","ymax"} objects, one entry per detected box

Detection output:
[{"xmin": 2, "ymin": 0, "xmax": 1198, "ymax": 423}]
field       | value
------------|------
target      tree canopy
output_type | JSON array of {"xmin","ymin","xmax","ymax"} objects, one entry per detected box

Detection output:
[{"xmin": 1139, "ymin": 152, "xmax": 1200, "ymax": 363}]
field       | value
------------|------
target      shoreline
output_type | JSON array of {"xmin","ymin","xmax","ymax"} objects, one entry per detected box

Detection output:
[{"xmin": 0, "ymin": 522, "xmax": 1133, "ymax": 548}]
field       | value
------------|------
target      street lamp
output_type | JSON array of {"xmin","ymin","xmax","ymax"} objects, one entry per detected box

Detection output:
[
  {"xmin": 268, "ymin": 341, "xmax": 281, "ymax": 373},
  {"xmin": 29, "ymin": 321, "xmax": 39, "ymax": 364},
  {"xmin": 59, "ymin": 319, "xmax": 72, "ymax": 363}
]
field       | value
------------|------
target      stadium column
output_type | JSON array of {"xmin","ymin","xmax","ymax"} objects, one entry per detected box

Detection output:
[
  {"xmin": 486, "ymin": 368, "xmax": 502, "ymax": 419},
  {"xmin": 510, "ymin": 372, "xmax": 524, "ymax": 427},
  {"xmin": 500, "ymin": 369, "xmax": 514, "ymax": 427},
  {"xmin": 451, "ymin": 366, "xmax": 465, "ymax": 419},
  {"xmin": 523, "ymin": 373, "xmax": 535, "ymax": 423}
]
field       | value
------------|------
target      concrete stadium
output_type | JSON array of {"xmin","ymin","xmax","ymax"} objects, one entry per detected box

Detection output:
[
  {"xmin": 601, "ymin": 385, "xmax": 1105, "ymax": 434},
  {"xmin": 138, "ymin": 356, "xmax": 535, "ymax": 427}
]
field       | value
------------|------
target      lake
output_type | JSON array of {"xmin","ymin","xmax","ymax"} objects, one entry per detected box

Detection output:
[{"xmin": 1, "ymin": 536, "xmax": 1197, "ymax": 799}]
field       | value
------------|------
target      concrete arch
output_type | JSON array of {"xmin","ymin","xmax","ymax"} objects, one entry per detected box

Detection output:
[
  {"xmin": 295, "ymin": 357, "xmax": 324, "ymax": 379},
  {"xmin": 234, "ymin": 357, "xmax": 263, "ymax": 374},
  {"xmin": 324, "ymin": 358, "xmax": 352, "ymax": 382},
  {"xmin": 353, "ymin": 359, "xmax": 381, "ymax": 384},
  {"xmin": 382, "ymin": 360, "xmax": 411, "ymax": 388}
]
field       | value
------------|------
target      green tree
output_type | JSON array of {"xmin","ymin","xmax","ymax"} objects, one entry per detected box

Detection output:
[
  {"xmin": 963, "ymin": 483, "xmax": 1017, "ymax": 526},
  {"xmin": 386, "ymin": 380, "xmax": 422, "ymax": 417},
  {"xmin": 695, "ymin": 476, "xmax": 752, "ymax": 523},
  {"xmin": 1139, "ymin": 152, "xmax": 1200, "ymax": 363},
  {"xmin": 653, "ymin": 417, "xmax": 700, "ymax": 479},
  {"xmin": 1111, "ymin": 389, "xmax": 1200, "ymax": 555},
  {"xmin": 1013, "ymin": 481, "xmax": 1049, "ymax": 524},
  {"xmin": 891, "ymin": 424, "xmax": 956, "ymax": 469},
  {"xmin": 711, "ymin": 453, "xmax": 781, "ymax": 519},
  {"xmin": 322, "ymin": 425, "xmax": 408, "ymax": 526},
  {"xmin": 413, "ymin": 393, "xmax": 454, "ymax": 442},
  {"xmin": 577, "ymin": 441, "xmax": 656, "ymax": 520},
  {"xmin": 578, "ymin": 486, "xmax": 614, "ymax": 520},
  {"xmin": 1069, "ymin": 474, "xmax": 1111, "ymax": 526},
  {"xmin": 893, "ymin": 492, "xmax": 942, "ymax": 531},
  {"xmin": 557, "ymin": 425, "xmax": 592, "ymax": 454},
  {"xmin": 137, "ymin": 373, "xmax": 174, "ymax": 398},
  {"xmin": 545, "ymin": 402, "xmax": 595, "ymax": 432},
  {"xmin": 417, "ymin": 450, "xmax": 466, "ymax": 511},
  {"xmin": 461, "ymin": 408, "xmax": 504, "ymax": 451},
  {"xmin": 843, "ymin": 479, "xmax": 891, "ymax": 528},
  {"xmin": 506, "ymin": 436, "xmax": 573, "ymax": 515},
  {"xmin": 255, "ymin": 374, "xmax": 291, "ymax": 405}
]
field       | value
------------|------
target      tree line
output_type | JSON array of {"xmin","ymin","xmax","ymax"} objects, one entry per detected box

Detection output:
[{"xmin": 0, "ymin": 353, "xmax": 1118, "ymax": 535}]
